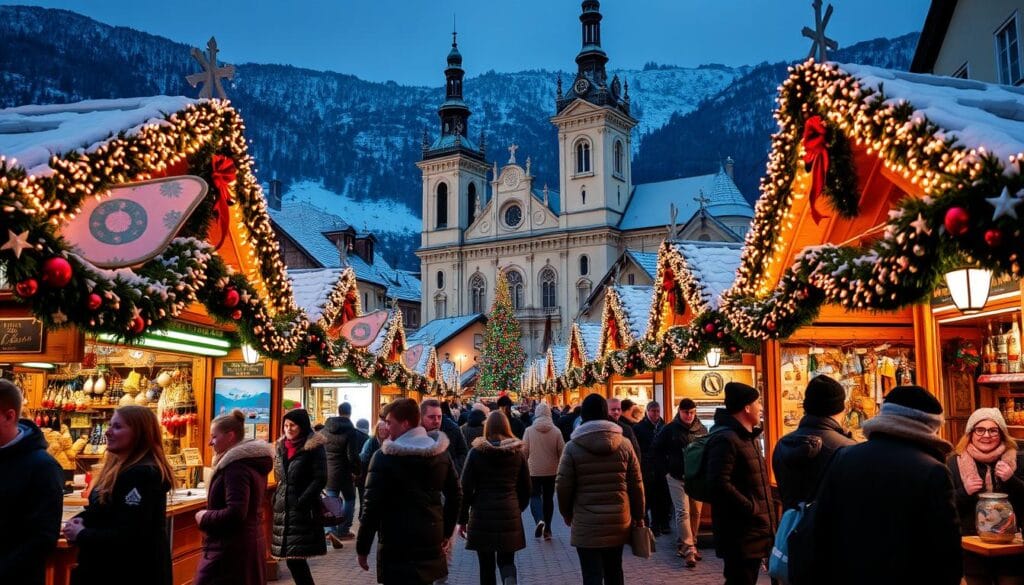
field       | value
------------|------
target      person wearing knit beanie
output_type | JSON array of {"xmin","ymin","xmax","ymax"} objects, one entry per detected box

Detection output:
[
  {"xmin": 282, "ymin": 408, "xmax": 313, "ymax": 438},
  {"xmin": 724, "ymin": 382, "xmax": 759, "ymax": 414},
  {"xmin": 580, "ymin": 393, "xmax": 609, "ymax": 422},
  {"xmin": 802, "ymin": 375, "xmax": 846, "ymax": 417},
  {"xmin": 963, "ymin": 407, "xmax": 1009, "ymax": 438}
]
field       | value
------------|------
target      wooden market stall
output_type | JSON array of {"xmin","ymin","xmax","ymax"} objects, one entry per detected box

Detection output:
[{"xmin": 597, "ymin": 284, "xmax": 657, "ymax": 403}]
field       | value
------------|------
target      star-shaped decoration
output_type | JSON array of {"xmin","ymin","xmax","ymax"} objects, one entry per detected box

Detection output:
[
  {"xmin": 1, "ymin": 229, "xmax": 32, "ymax": 258},
  {"xmin": 909, "ymin": 213, "xmax": 932, "ymax": 236},
  {"xmin": 239, "ymin": 290, "xmax": 252, "ymax": 304},
  {"xmin": 51, "ymin": 310, "xmax": 68, "ymax": 324},
  {"xmin": 987, "ymin": 186, "xmax": 1024, "ymax": 220}
]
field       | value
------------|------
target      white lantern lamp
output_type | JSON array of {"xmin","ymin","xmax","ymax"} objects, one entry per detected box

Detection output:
[
  {"xmin": 944, "ymin": 267, "xmax": 993, "ymax": 315},
  {"xmin": 705, "ymin": 347, "xmax": 722, "ymax": 368},
  {"xmin": 241, "ymin": 343, "xmax": 261, "ymax": 365}
]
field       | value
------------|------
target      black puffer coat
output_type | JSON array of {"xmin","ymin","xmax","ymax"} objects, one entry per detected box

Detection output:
[
  {"xmin": 705, "ymin": 408, "xmax": 776, "ymax": 560},
  {"xmin": 320, "ymin": 416, "xmax": 361, "ymax": 492},
  {"xmin": 459, "ymin": 437, "xmax": 530, "ymax": 552},
  {"xmin": 0, "ymin": 420, "xmax": 64, "ymax": 585},
  {"xmin": 357, "ymin": 427, "xmax": 461, "ymax": 584},
  {"xmin": 632, "ymin": 416, "xmax": 664, "ymax": 473},
  {"xmin": 271, "ymin": 433, "xmax": 327, "ymax": 559},
  {"xmin": 441, "ymin": 415, "xmax": 469, "ymax": 473},
  {"xmin": 461, "ymin": 409, "xmax": 486, "ymax": 447},
  {"xmin": 771, "ymin": 414, "xmax": 855, "ymax": 510},
  {"xmin": 652, "ymin": 415, "xmax": 708, "ymax": 480}
]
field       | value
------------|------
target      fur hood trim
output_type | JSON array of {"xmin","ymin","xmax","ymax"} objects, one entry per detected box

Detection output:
[
  {"xmin": 571, "ymin": 419, "xmax": 622, "ymax": 440},
  {"xmin": 213, "ymin": 439, "xmax": 275, "ymax": 472},
  {"xmin": 471, "ymin": 436, "xmax": 523, "ymax": 452},
  {"xmin": 381, "ymin": 426, "xmax": 450, "ymax": 457}
]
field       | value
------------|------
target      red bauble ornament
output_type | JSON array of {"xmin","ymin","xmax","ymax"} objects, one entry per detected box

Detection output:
[
  {"xmin": 230, "ymin": 309, "xmax": 243, "ymax": 320},
  {"xmin": 86, "ymin": 293, "xmax": 103, "ymax": 311},
  {"xmin": 703, "ymin": 323, "xmax": 716, "ymax": 334},
  {"xmin": 15, "ymin": 278, "xmax": 39, "ymax": 298},
  {"xmin": 716, "ymin": 331, "xmax": 725, "ymax": 340},
  {"xmin": 40, "ymin": 257, "xmax": 73, "ymax": 288},
  {"xmin": 985, "ymin": 228, "xmax": 1005, "ymax": 248},
  {"xmin": 943, "ymin": 207, "xmax": 971, "ymax": 237},
  {"xmin": 129, "ymin": 316, "xmax": 146, "ymax": 334},
  {"xmin": 766, "ymin": 320, "xmax": 777, "ymax": 332},
  {"xmin": 222, "ymin": 288, "xmax": 240, "ymax": 308}
]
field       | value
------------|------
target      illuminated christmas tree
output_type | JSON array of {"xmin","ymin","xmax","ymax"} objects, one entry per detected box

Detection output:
[{"xmin": 478, "ymin": 269, "xmax": 526, "ymax": 396}]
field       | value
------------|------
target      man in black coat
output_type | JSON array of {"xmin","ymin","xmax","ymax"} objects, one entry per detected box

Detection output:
[
  {"xmin": 633, "ymin": 401, "xmax": 670, "ymax": 535},
  {"xmin": 771, "ymin": 374, "xmax": 855, "ymax": 510},
  {"xmin": 0, "ymin": 379, "xmax": 64, "ymax": 585},
  {"xmin": 607, "ymin": 397, "xmax": 640, "ymax": 455},
  {"xmin": 497, "ymin": 395, "xmax": 525, "ymax": 439},
  {"xmin": 706, "ymin": 383, "xmax": 775, "ymax": 585},
  {"xmin": 557, "ymin": 406, "xmax": 580, "ymax": 443},
  {"xmin": 357, "ymin": 398, "xmax": 461, "ymax": 585},
  {"xmin": 422, "ymin": 398, "xmax": 469, "ymax": 474},
  {"xmin": 321, "ymin": 401, "xmax": 362, "ymax": 546},
  {"xmin": 653, "ymin": 398, "xmax": 709, "ymax": 565},
  {"xmin": 808, "ymin": 386, "xmax": 962, "ymax": 585}
]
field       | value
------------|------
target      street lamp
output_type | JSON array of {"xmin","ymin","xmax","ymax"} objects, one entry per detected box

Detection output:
[
  {"xmin": 944, "ymin": 267, "xmax": 993, "ymax": 314},
  {"xmin": 705, "ymin": 347, "xmax": 722, "ymax": 368},
  {"xmin": 241, "ymin": 343, "xmax": 261, "ymax": 365}
]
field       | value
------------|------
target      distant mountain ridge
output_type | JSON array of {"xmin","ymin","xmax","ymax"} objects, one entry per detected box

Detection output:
[{"xmin": 0, "ymin": 5, "xmax": 919, "ymax": 269}]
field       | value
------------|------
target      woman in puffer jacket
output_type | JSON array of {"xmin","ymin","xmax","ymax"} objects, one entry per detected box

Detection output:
[{"xmin": 272, "ymin": 409, "xmax": 326, "ymax": 585}]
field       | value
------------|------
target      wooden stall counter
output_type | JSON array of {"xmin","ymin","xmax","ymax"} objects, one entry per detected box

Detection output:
[{"xmin": 962, "ymin": 535, "xmax": 1024, "ymax": 557}]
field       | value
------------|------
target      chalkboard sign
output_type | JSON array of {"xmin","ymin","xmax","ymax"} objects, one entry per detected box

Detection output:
[
  {"xmin": 0, "ymin": 318, "xmax": 44, "ymax": 353},
  {"xmin": 221, "ymin": 361, "xmax": 265, "ymax": 377}
]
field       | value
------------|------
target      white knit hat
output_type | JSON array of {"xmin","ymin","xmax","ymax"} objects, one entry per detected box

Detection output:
[{"xmin": 965, "ymin": 407, "xmax": 1009, "ymax": 437}]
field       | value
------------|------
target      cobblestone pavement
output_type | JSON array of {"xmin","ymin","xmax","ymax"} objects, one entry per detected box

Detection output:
[{"xmin": 275, "ymin": 511, "xmax": 772, "ymax": 585}]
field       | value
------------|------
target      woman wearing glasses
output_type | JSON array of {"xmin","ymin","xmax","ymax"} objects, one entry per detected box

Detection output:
[{"xmin": 948, "ymin": 408, "xmax": 1024, "ymax": 585}]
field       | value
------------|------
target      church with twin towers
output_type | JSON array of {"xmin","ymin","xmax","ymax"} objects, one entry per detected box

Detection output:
[{"xmin": 416, "ymin": 0, "xmax": 753, "ymax": 360}]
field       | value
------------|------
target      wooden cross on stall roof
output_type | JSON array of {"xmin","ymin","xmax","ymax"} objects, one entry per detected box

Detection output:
[
  {"xmin": 186, "ymin": 37, "xmax": 235, "ymax": 99},
  {"xmin": 803, "ymin": 0, "xmax": 838, "ymax": 62}
]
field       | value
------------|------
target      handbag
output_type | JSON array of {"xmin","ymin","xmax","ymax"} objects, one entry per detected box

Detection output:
[
  {"xmin": 320, "ymin": 492, "xmax": 344, "ymax": 527},
  {"xmin": 629, "ymin": 520, "xmax": 656, "ymax": 559}
]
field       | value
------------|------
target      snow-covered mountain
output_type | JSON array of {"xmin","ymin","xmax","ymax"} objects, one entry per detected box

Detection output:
[{"xmin": 0, "ymin": 5, "xmax": 919, "ymax": 269}]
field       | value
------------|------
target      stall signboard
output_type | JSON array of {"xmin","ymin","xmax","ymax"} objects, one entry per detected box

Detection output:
[
  {"xmin": 221, "ymin": 361, "xmax": 265, "ymax": 377},
  {"xmin": 180, "ymin": 447, "xmax": 203, "ymax": 467},
  {"xmin": 0, "ymin": 318, "xmax": 44, "ymax": 353},
  {"xmin": 672, "ymin": 365, "xmax": 755, "ymax": 404}
]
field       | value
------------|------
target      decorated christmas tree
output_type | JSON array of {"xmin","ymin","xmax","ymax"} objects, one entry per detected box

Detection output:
[{"xmin": 477, "ymin": 269, "xmax": 527, "ymax": 396}]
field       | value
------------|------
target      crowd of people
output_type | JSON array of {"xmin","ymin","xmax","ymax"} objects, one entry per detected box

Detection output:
[{"xmin": 2, "ymin": 372, "xmax": 1023, "ymax": 585}]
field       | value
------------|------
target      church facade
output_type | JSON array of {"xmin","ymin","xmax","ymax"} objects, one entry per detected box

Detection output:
[{"xmin": 416, "ymin": 0, "xmax": 754, "ymax": 359}]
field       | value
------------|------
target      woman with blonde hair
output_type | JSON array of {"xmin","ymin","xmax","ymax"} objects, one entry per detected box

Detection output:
[
  {"xmin": 194, "ymin": 409, "xmax": 275, "ymax": 585},
  {"xmin": 948, "ymin": 407, "xmax": 1024, "ymax": 584},
  {"xmin": 62, "ymin": 405, "xmax": 175, "ymax": 585},
  {"xmin": 458, "ymin": 410, "xmax": 531, "ymax": 585}
]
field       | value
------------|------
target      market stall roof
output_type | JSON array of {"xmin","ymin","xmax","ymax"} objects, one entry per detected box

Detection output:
[
  {"xmin": 625, "ymin": 249, "xmax": 659, "ymax": 280},
  {"xmin": 365, "ymin": 309, "xmax": 406, "ymax": 361},
  {"xmin": 289, "ymin": 267, "xmax": 361, "ymax": 328},
  {"xmin": 549, "ymin": 343, "xmax": 569, "ymax": 376},
  {"xmin": 407, "ymin": 313, "xmax": 485, "ymax": 347},
  {"xmin": 599, "ymin": 285, "xmax": 654, "ymax": 355},
  {"xmin": 570, "ymin": 322, "xmax": 602, "ymax": 365},
  {"xmin": 404, "ymin": 343, "xmax": 439, "ymax": 379}
]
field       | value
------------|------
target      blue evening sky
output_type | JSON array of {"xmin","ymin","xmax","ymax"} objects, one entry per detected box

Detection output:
[{"xmin": 7, "ymin": 0, "xmax": 930, "ymax": 85}]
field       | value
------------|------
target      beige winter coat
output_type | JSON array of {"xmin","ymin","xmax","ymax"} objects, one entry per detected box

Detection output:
[
  {"xmin": 523, "ymin": 415, "xmax": 565, "ymax": 477},
  {"xmin": 556, "ymin": 420, "xmax": 645, "ymax": 548}
]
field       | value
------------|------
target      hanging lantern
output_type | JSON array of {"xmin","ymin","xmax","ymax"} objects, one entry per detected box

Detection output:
[
  {"xmin": 705, "ymin": 347, "xmax": 723, "ymax": 368},
  {"xmin": 944, "ymin": 267, "xmax": 992, "ymax": 314},
  {"xmin": 241, "ymin": 343, "xmax": 260, "ymax": 365}
]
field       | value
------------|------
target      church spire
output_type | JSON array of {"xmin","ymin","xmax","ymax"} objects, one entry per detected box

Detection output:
[
  {"xmin": 556, "ymin": 1, "xmax": 629, "ymax": 116},
  {"xmin": 424, "ymin": 24, "xmax": 483, "ymax": 161}
]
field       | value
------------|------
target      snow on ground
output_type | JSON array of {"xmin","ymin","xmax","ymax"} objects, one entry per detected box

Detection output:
[{"xmin": 281, "ymin": 180, "xmax": 420, "ymax": 235}]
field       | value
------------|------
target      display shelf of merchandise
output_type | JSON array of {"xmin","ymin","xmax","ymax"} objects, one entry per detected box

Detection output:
[{"xmin": 978, "ymin": 374, "xmax": 1024, "ymax": 385}]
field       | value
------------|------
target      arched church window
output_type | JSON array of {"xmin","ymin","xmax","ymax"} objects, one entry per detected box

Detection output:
[
  {"xmin": 434, "ymin": 293, "xmax": 447, "ymax": 319},
  {"xmin": 506, "ymin": 270, "xmax": 525, "ymax": 310},
  {"xmin": 540, "ymin": 267, "xmax": 557, "ymax": 309},
  {"xmin": 579, "ymin": 255, "xmax": 590, "ymax": 276},
  {"xmin": 470, "ymin": 273, "xmax": 486, "ymax": 313},
  {"xmin": 436, "ymin": 183, "xmax": 448, "ymax": 228},
  {"xmin": 577, "ymin": 280, "xmax": 592, "ymax": 310},
  {"xmin": 614, "ymin": 140, "xmax": 623, "ymax": 175},
  {"xmin": 436, "ymin": 270, "xmax": 445, "ymax": 290},
  {"xmin": 575, "ymin": 140, "xmax": 591, "ymax": 174},
  {"xmin": 468, "ymin": 182, "xmax": 477, "ymax": 224}
]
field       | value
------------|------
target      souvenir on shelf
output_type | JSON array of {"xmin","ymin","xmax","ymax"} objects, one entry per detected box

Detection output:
[{"xmin": 977, "ymin": 492, "xmax": 1018, "ymax": 543}]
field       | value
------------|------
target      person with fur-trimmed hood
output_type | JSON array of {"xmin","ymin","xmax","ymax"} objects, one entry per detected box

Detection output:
[
  {"xmin": 272, "ymin": 408, "xmax": 327, "ymax": 585},
  {"xmin": 458, "ymin": 410, "xmax": 531, "ymax": 585},
  {"xmin": 557, "ymin": 393, "xmax": 645, "ymax": 585},
  {"xmin": 357, "ymin": 398, "xmax": 461, "ymax": 585},
  {"xmin": 195, "ymin": 409, "xmax": 276, "ymax": 585}
]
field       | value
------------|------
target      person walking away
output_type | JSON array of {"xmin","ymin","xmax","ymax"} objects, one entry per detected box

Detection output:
[
  {"xmin": 653, "ymin": 398, "xmax": 709, "ymax": 567},
  {"xmin": 705, "ymin": 383, "xmax": 775, "ymax": 585},
  {"xmin": 462, "ymin": 405, "xmax": 487, "ymax": 446},
  {"xmin": 809, "ymin": 386, "xmax": 962, "ymax": 585},
  {"xmin": 558, "ymin": 405, "xmax": 581, "ymax": 443},
  {"xmin": 195, "ymin": 409, "xmax": 275, "ymax": 585},
  {"xmin": 607, "ymin": 398, "xmax": 640, "ymax": 456},
  {"xmin": 632, "ymin": 401, "xmax": 670, "ymax": 536},
  {"xmin": 321, "ymin": 402, "xmax": 361, "ymax": 547},
  {"xmin": 62, "ymin": 405, "xmax": 175, "ymax": 585},
  {"xmin": 353, "ymin": 418, "xmax": 370, "ymax": 517},
  {"xmin": 357, "ymin": 398, "xmax": 461, "ymax": 585},
  {"xmin": 0, "ymin": 379, "xmax": 64, "ymax": 585},
  {"xmin": 948, "ymin": 408, "xmax": 1024, "ymax": 585},
  {"xmin": 522, "ymin": 402, "xmax": 564, "ymax": 540},
  {"xmin": 772, "ymin": 375, "xmax": 855, "ymax": 511},
  {"xmin": 496, "ymin": 395, "xmax": 525, "ymax": 439},
  {"xmin": 423, "ymin": 398, "xmax": 469, "ymax": 473},
  {"xmin": 557, "ymin": 393, "xmax": 645, "ymax": 585},
  {"xmin": 458, "ymin": 411, "xmax": 531, "ymax": 585},
  {"xmin": 272, "ymin": 409, "xmax": 327, "ymax": 585}
]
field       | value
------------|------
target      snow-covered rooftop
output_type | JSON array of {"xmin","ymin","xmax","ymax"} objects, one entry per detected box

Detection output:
[
  {"xmin": 620, "ymin": 167, "xmax": 752, "ymax": 231},
  {"xmin": 577, "ymin": 322, "xmax": 602, "ymax": 362},
  {"xmin": 612, "ymin": 285, "xmax": 654, "ymax": 340},
  {"xmin": 289, "ymin": 268, "xmax": 345, "ymax": 323},
  {"xmin": 407, "ymin": 314, "xmax": 483, "ymax": 346},
  {"xmin": 671, "ymin": 241, "xmax": 743, "ymax": 310},
  {"xmin": 550, "ymin": 343, "xmax": 569, "ymax": 375},
  {"xmin": 366, "ymin": 310, "xmax": 403, "ymax": 356},
  {"xmin": 625, "ymin": 249, "xmax": 659, "ymax": 280},
  {"xmin": 0, "ymin": 96, "xmax": 196, "ymax": 175},
  {"xmin": 839, "ymin": 63, "xmax": 1024, "ymax": 168}
]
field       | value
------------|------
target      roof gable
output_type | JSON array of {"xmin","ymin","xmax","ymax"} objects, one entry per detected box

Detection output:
[{"xmin": 619, "ymin": 167, "xmax": 753, "ymax": 231}]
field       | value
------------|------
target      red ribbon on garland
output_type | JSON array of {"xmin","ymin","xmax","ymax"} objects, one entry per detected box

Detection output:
[
  {"xmin": 210, "ymin": 155, "xmax": 237, "ymax": 250},
  {"xmin": 802, "ymin": 115, "xmax": 829, "ymax": 223}
]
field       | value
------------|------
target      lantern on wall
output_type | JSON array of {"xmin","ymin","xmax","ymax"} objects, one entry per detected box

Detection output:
[
  {"xmin": 944, "ymin": 268, "xmax": 993, "ymax": 315},
  {"xmin": 241, "ymin": 343, "xmax": 261, "ymax": 365},
  {"xmin": 705, "ymin": 347, "xmax": 722, "ymax": 368}
]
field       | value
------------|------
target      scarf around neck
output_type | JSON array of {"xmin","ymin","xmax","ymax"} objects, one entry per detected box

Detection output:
[
  {"xmin": 861, "ymin": 402, "xmax": 951, "ymax": 459},
  {"xmin": 959, "ymin": 443, "xmax": 1018, "ymax": 493}
]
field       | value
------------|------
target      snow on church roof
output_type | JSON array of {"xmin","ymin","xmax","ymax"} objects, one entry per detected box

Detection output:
[
  {"xmin": 618, "ymin": 167, "xmax": 753, "ymax": 231},
  {"xmin": 625, "ymin": 249, "xmax": 659, "ymax": 279},
  {"xmin": 838, "ymin": 63, "xmax": 1024, "ymax": 168},
  {"xmin": 0, "ymin": 96, "xmax": 196, "ymax": 175},
  {"xmin": 669, "ymin": 241, "xmax": 743, "ymax": 310}
]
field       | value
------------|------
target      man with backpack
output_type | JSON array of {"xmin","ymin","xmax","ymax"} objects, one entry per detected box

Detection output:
[
  {"xmin": 704, "ymin": 382, "xmax": 776, "ymax": 585},
  {"xmin": 652, "ymin": 398, "xmax": 707, "ymax": 567},
  {"xmin": 771, "ymin": 375, "xmax": 855, "ymax": 510}
]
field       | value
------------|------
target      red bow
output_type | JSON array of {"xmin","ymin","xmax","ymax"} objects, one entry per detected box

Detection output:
[
  {"xmin": 802, "ymin": 115, "xmax": 829, "ymax": 223},
  {"xmin": 211, "ymin": 155, "xmax": 237, "ymax": 250}
]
